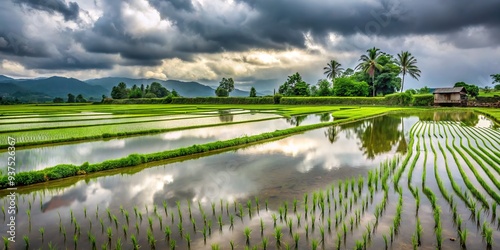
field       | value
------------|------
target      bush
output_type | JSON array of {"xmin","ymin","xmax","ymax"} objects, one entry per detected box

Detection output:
[
  {"xmin": 45, "ymin": 164, "xmax": 78, "ymax": 180},
  {"xmin": 102, "ymin": 98, "xmax": 169, "ymax": 104},
  {"xmin": 280, "ymin": 97, "xmax": 386, "ymax": 105},
  {"xmin": 475, "ymin": 96, "xmax": 500, "ymax": 103},
  {"xmin": 384, "ymin": 92, "xmax": 412, "ymax": 106},
  {"xmin": 171, "ymin": 97, "xmax": 274, "ymax": 104},
  {"xmin": 412, "ymin": 94, "xmax": 434, "ymax": 106},
  {"xmin": 333, "ymin": 77, "xmax": 370, "ymax": 97},
  {"xmin": 274, "ymin": 94, "xmax": 282, "ymax": 104}
]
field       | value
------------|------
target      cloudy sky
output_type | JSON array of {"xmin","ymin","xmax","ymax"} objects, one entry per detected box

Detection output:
[{"xmin": 0, "ymin": 0, "xmax": 499, "ymax": 91}]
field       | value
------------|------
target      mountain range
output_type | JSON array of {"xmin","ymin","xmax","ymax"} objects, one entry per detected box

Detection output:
[{"xmin": 0, "ymin": 75, "xmax": 259, "ymax": 101}]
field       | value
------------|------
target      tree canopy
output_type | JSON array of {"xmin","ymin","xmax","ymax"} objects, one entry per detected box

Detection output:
[
  {"xmin": 454, "ymin": 82, "xmax": 479, "ymax": 97},
  {"xmin": 491, "ymin": 74, "xmax": 500, "ymax": 84},
  {"xmin": 396, "ymin": 51, "xmax": 421, "ymax": 92},
  {"xmin": 215, "ymin": 78, "xmax": 235, "ymax": 97},
  {"xmin": 278, "ymin": 72, "xmax": 310, "ymax": 96},
  {"xmin": 249, "ymin": 87, "xmax": 257, "ymax": 97}
]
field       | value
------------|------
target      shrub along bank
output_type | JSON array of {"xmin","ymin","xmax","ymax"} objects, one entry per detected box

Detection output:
[
  {"xmin": 99, "ymin": 93, "xmax": 435, "ymax": 106},
  {"xmin": 0, "ymin": 107, "xmax": 401, "ymax": 188}
]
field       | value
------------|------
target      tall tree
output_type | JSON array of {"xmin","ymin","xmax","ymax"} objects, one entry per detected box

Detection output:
[
  {"xmin": 396, "ymin": 51, "xmax": 421, "ymax": 92},
  {"xmin": 356, "ymin": 47, "xmax": 383, "ymax": 96},
  {"xmin": 67, "ymin": 93, "xmax": 75, "ymax": 103},
  {"xmin": 278, "ymin": 72, "xmax": 310, "ymax": 96},
  {"xmin": 249, "ymin": 87, "xmax": 257, "ymax": 97},
  {"xmin": 323, "ymin": 60, "xmax": 344, "ymax": 86},
  {"xmin": 215, "ymin": 78, "xmax": 235, "ymax": 97},
  {"xmin": 75, "ymin": 94, "xmax": 86, "ymax": 103}
]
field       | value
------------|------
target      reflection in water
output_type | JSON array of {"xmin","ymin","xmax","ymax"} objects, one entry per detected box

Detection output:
[
  {"xmin": 418, "ymin": 111, "xmax": 479, "ymax": 126},
  {"xmin": 0, "ymin": 112, "xmax": 497, "ymax": 250},
  {"xmin": 218, "ymin": 110, "xmax": 234, "ymax": 122},
  {"xmin": 324, "ymin": 125, "xmax": 340, "ymax": 143},
  {"xmin": 318, "ymin": 113, "xmax": 332, "ymax": 122},
  {"xmin": 336, "ymin": 115, "xmax": 406, "ymax": 159},
  {"xmin": 286, "ymin": 115, "xmax": 308, "ymax": 126},
  {"xmin": 41, "ymin": 188, "xmax": 86, "ymax": 212}
]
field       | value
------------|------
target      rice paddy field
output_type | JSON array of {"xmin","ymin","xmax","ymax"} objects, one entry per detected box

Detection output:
[{"xmin": 0, "ymin": 104, "xmax": 499, "ymax": 250}]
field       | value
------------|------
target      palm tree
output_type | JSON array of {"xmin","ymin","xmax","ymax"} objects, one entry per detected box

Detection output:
[
  {"xmin": 396, "ymin": 51, "xmax": 421, "ymax": 92},
  {"xmin": 356, "ymin": 47, "xmax": 383, "ymax": 97},
  {"xmin": 323, "ymin": 60, "xmax": 344, "ymax": 86}
]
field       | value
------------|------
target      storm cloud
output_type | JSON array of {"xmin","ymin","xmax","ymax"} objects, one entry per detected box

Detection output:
[
  {"xmin": 0, "ymin": 0, "xmax": 499, "ymax": 89},
  {"xmin": 14, "ymin": 0, "xmax": 80, "ymax": 21}
]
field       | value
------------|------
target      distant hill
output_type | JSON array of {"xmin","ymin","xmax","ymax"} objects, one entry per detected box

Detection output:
[
  {"xmin": 86, "ymin": 77, "xmax": 253, "ymax": 97},
  {"xmin": 0, "ymin": 82, "xmax": 53, "ymax": 102},
  {"xmin": 0, "ymin": 75, "xmax": 14, "ymax": 82},
  {"xmin": 2, "ymin": 76, "xmax": 108, "ymax": 99},
  {"xmin": 0, "ymin": 82, "xmax": 27, "ymax": 95},
  {"xmin": 0, "ymin": 75, "xmax": 258, "ymax": 101}
]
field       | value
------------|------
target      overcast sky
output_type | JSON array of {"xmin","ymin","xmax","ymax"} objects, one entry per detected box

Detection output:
[{"xmin": 0, "ymin": 0, "xmax": 499, "ymax": 91}]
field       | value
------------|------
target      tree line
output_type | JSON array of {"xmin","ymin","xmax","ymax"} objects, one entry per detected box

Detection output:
[
  {"xmin": 277, "ymin": 48, "xmax": 420, "ymax": 97},
  {"xmin": 110, "ymin": 82, "xmax": 179, "ymax": 99},
  {"xmin": 53, "ymin": 93, "xmax": 88, "ymax": 103}
]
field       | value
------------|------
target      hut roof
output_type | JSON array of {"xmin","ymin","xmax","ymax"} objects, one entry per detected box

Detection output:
[{"xmin": 433, "ymin": 87, "xmax": 467, "ymax": 94}]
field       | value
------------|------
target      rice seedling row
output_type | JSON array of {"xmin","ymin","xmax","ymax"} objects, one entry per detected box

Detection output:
[
  {"xmin": 443, "ymin": 123, "xmax": 499, "ymax": 206},
  {"xmin": 455, "ymin": 125, "xmax": 500, "ymax": 167}
]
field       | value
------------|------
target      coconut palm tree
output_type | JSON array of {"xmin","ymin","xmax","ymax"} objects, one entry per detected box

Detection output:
[
  {"xmin": 396, "ymin": 51, "xmax": 421, "ymax": 92},
  {"xmin": 323, "ymin": 60, "xmax": 344, "ymax": 86},
  {"xmin": 356, "ymin": 47, "xmax": 383, "ymax": 96}
]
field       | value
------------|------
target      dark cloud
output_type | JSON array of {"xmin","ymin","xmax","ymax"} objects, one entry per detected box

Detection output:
[
  {"xmin": 0, "ymin": 32, "xmax": 51, "ymax": 57},
  {"xmin": 149, "ymin": 0, "xmax": 194, "ymax": 12},
  {"xmin": 1, "ymin": 0, "xmax": 499, "ymax": 84},
  {"xmin": 233, "ymin": 0, "xmax": 500, "ymax": 48},
  {"xmin": 14, "ymin": 0, "xmax": 80, "ymax": 21}
]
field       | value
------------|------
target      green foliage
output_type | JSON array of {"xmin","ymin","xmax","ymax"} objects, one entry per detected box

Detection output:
[
  {"xmin": 384, "ymin": 92, "xmax": 412, "ymax": 106},
  {"xmin": 111, "ymin": 82, "xmax": 169, "ymax": 100},
  {"xmin": 128, "ymin": 87, "xmax": 143, "ymax": 99},
  {"xmin": 412, "ymin": 94, "xmax": 434, "ymax": 106},
  {"xmin": 149, "ymin": 82, "xmax": 170, "ymax": 98},
  {"xmin": 454, "ymin": 82, "xmax": 479, "ymax": 97},
  {"xmin": 75, "ymin": 94, "xmax": 87, "ymax": 103},
  {"xmin": 215, "ymin": 78, "xmax": 235, "ymax": 97},
  {"xmin": 333, "ymin": 77, "xmax": 369, "ymax": 97},
  {"xmin": 416, "ymin": 86, "xmax": 430, "ymax": 94},
  {"xmin": 278, "ymin": 72, "xmax": 310, "ymax": 96},
  {"xmin": 405, "ymin": 89, "xmax": 417, "ymax": 95},
  {"xmin": 273, "ymin": 94, "xmax": 282, "ymax": 104},
  {"xmin": 280, "ymin": 97, "xmax": 385, "ymax": 105},
  {"xmin": 355, "ymin": 50, "xmax": 402, "ymax": 96},
  {"xmin": 491, "ymin": 74, "xmax": 500, "ymax": 84},
  {"xmin": 215, "ymin": 87, "xmax": 229, "ymax": 97},
  {"xmin": 171, "ymin": 97, "xmax": 274, "ymax": 104},
  {"xmin": 396, "ymin": 51, "xmax": 421, "ymax": 92},
  {"xmin": 324, "ymin": 60, "xmax": 344, "ymax": 85},
  {"xmin": 111, "ymin": 82, "xmax": 129, "ymax": 99},
  {"xmin": 316, "ymin": 79, "xmax": 332, "ymax": 96},
  {"xmin": 67, "ymin": 93, "xmax": 75, "ymax": 103},
  {"xmin": 144, "ymin": 92, "xmax": 157, "ymax": 98},
  {"xmin": 53, "ymin": 97, "xmax": 64, "ymax": 103},
  {"xmin": 494, "ymin": 84, "xmax": 500, "ymax": 91},
  {"xmin": 102, "ymin": 97, "xmax": 174, "ymax": 104},
  {"xmin": 355, "ymin": 47, "xmax": 384, "ymax": 96},
  {"xmin": 249, "ymin": 87, "xmax": 257, "ymax": 97}
]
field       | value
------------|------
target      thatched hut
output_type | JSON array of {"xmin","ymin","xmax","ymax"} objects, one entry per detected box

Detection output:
[{"xmin": 433, "ymin": 87, "xmax": 468, "ymax": 106}]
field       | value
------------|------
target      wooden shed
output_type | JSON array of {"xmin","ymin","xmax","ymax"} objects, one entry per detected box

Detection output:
[{"xmin": 433, "ymin": 87, "xmax": 468, "ymax": 106}]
